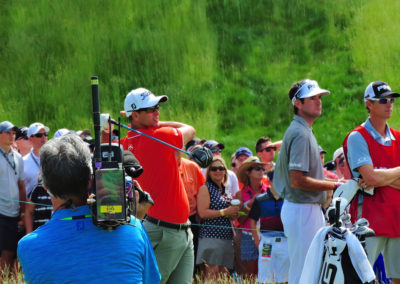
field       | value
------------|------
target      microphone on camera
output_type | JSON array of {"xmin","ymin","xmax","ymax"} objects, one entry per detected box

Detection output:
[
  {"xmin": 122, "ymin": 150, "xmax": 143, "ymax": 178},
  {"xmin": 122, "ymin": 151, "xmax": 153, "ymax": 204}
]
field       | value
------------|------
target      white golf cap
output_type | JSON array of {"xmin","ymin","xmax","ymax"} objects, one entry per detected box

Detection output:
[
  {"xmin": 291, "ymin": 79, "xmax": 330, "ymax": 105},
  {"xmin": 364, "ymin": 81, "xmax": 400, "ymax": 102},
  {"xmin": 333, "ymin": 147, "xmax": 344, "ymax": 162},
  {"xmin": 27, "ymin": 122, "xmax": 49, "ymax": 137},
  {"xmin": 121, "ymin": 88, "xmax": 168, "ymax": 117},
  {"xmin": 0, "ymin": 121, "xmax": 18, "ymax": 133},
  {"xmin": 53, "ymin": 128, "xmax": 70, "ymax": 138}
]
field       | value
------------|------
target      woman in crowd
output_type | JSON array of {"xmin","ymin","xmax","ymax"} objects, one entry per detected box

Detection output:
[
  {"xmin": 196, "ymin": 156, "xmax": 240, "ymax": 280},
  {"xmin": 236, "ymin": 156, "xmax": 269, "ymax": 276}
]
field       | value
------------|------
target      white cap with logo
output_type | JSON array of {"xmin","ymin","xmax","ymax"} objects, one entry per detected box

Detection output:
[
  {"xmin": 121, "ymin": 88, "xmax": 168, "ymax": 117},
  {"xmin": 27, "ymin": 122, "xmax": 49, "ymax": 137},
  {"xmin": 364, "ymin": 81, "xmax": 400, "ymax": 102},
  {"xmin": 291, "ymin": 79, "xmax": 330, "ymax": 105}
]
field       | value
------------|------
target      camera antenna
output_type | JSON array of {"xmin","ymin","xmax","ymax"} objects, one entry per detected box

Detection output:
[{"xmin": 91, "ymin": 76, "xmax": 101, "ymax": 168}]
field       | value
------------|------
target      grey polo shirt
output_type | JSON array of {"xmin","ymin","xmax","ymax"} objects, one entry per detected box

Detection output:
[
  {"xmin": 273, "ymin": 115, "xmax": 326, "ymax": 204},
  {"xmin": 0, "ymin": 148, "xmax": 24, "ymax": 217}
]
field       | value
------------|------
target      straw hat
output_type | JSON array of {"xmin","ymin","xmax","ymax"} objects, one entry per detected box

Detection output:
[{"xmin": 237, "ymin": 156, "xmax": 266, "ymax": 185}]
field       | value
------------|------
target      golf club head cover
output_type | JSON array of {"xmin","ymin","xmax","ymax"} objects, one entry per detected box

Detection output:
[
  {"xmin": 190, "ymin": 146, "xmax": 213, "ymax": 168},
  {"xmin": 122, "ymin": 150, "xmax": 144, "ymax": 178}
]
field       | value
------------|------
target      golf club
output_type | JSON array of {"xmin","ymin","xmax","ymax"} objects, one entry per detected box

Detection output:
[{"xmin": 107, "ymin": 118, "xmax": 213, "ymax": 168}]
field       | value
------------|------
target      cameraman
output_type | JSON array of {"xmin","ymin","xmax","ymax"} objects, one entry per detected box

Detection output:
[{"xmin": 17, "ymin": 134, "xmax": 160, "ymax": 283}]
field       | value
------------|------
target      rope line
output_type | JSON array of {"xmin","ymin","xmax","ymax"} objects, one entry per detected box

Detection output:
[
  {"xmin": 190, "ymin": 223, "xmax": 283, "ymax": 234},
  {"xmin": 0, "ymin": 196, "xmax": 52, "ymax": 207},
  {"xmin": 2, "ymin": 197, "xmax": 283, "ymax": 233}
]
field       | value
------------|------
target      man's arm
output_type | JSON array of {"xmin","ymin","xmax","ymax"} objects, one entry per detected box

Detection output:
[
  {"xmin": 24, "ymin": 201, "xmax": 34, "ymax": 234},
  {"xmin": 18, "ymin": 180, "xmax": 27, "ymax": 211},
  {"xmin": 290, "ymin": 170, "xmax": 336, "ymax": 191},
  {"xmin": 158, "ymin": 121, "xmax": 195, "ymax": 144},
  {"xmin": 358, "ymin": 164, "xmax": 400, "ymax": 188},
  {"xmin": 270, "ymin": 140, "xmax": 282, "ymax": 150},
  {"xmin": 249, "ymin": 218, "xmax": 260, "ymax": 248}
]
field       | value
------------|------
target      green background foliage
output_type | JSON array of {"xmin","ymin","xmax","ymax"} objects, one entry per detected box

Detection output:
[{"xmin": 1, "ymin": 0, "xmax": 400, "ymax": 161}]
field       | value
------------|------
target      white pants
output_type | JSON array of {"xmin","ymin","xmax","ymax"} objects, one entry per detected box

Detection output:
[
  {"xmin": 258, "ymin": 235, "xmax": 289, "ymax": 283},
  {"xmin": 281, "ymin": 201, "xmax": 325, "ymax": 284}
]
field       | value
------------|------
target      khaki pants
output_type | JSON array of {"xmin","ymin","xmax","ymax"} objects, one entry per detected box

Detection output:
[{"xmin": 144, "ymin": 220, "xmax": 194, "ymax": 284}]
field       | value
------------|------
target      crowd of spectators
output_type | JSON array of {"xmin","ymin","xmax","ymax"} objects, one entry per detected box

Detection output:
[{"xmin": 1, "ymin": 79, "xmax": 399, "ymax": 283}]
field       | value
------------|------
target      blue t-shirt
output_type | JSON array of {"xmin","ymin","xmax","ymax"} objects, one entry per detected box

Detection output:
[
  {"xmin": 248, "ymin": 191, "xmax": 285, "ymax": 237},
  {"xmin": 18, "ymin": 205, "xmax": 160, "ymax": 284}
]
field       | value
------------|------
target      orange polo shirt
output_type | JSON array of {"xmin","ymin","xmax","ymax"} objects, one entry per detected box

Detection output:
[
  {"xmin": 122, "ymin": 126, "xmax": 189, "ymax": 223},
  {"xmin": 179, "ymin": 158, "xmax": 205, "ymax": 216}
]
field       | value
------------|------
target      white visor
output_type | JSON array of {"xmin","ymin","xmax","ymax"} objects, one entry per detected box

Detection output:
[{"xmin": 291, "ymin": 79, "xmax": 330, "ymax": 105}]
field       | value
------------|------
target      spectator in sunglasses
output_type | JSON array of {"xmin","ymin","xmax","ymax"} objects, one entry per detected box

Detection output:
[
  {"xmin": 344, "ymin": 81, "xmax": 400, "ymax": 282},
  {"xmin": 332, "ymin": 147, "xmax": 351, "ymax": 180},
  {"xmin": 255, "ymin": 137, "xmax": 282, "ymax": 177},
  {"xmin": 202, "ymin": 139, "xmax": 240, "ymax": 198},
  {"xmin": 23, "ymin": 122, "xmax": 49, "ymax": 197},
  {"xmin": 15, "ymin": 126, "xmax": 32, "ymax": 157},
  {"xmin": 196, "ymin": 156, "xmax": 239, "ymax": 281},
  {"xmin": 235, "ymin": 156, "xmax": 269, "ymax": 277},
  {"xmin": 0, "ymin": 121, "xmax": 26, "ymax": 275}
]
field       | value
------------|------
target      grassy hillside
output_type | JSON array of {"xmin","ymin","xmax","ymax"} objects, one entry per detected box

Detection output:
[{"xmin": 1, "ymin": 0, "xmax": 400, "ymax": 161}]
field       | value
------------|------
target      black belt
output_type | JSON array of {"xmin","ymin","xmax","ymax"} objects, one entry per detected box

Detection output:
[{"xmin": 145, "ymin": 216, "xmax": 191, "ymax": 231}]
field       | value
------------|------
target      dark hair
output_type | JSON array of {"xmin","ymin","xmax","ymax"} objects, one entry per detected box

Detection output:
[
  {"xmin": 288, "ymin": 80, "xmax": 306, "ymax": 114},
  {"xmin": 255, "ymin": 136, "xmax": 271, "ymax": 152},
  {"xmin": 40, "ymin": 134, "xmax": 92, "ymax": 199}
]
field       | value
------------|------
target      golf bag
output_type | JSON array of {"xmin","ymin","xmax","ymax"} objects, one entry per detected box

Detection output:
[{"xmin": 300, "ymin": 198, "xmax": 376, "ymax": 283}]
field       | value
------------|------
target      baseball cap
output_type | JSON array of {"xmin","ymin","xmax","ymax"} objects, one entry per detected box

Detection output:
[
  {"xmin": 27, "ymin": 122, "xmax": 50, "ymax": 137},
  {"xmin": 16, "ymin": 126, "xmax": 29, "ymax": 140},
  {"xmin": 235, "ymin": 147, "xmax": 253, "ymax": 159},
  {"xmin": 203, "ymin": 140, "xmax": 225, "ymax": 150},
  {"xmin": 318, "ymin": 145, "xmax": 327, "ymax": 154},
  {"xmin": 333, "ymin": 147, "xmax": 344, "ymax": 162},
  {"xmin": 364, "ymin": 81, "xmax": 400, "ymax": 102},
  {"xmin": 54, "ymin": 128, "xmax": 70, "ymax": 138},
  {"xmin": 185, "ymin": 137, "xmax": 201, "ymax": 151},
  {"xmin": 0, "ymin": 121, "xmax": 18, "ymax": 133},
  {"xmin": 291, "ymin": 79, "xmax": 330, "ymax": 105},
  {"xmin": 121, "ymin": 88, "xmax": 168, "ymax": 117}
]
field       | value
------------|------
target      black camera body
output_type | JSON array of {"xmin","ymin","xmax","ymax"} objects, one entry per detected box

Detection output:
[{"xmin": 90, "ymin": 144, "xmax": 130, "ymax": 230}]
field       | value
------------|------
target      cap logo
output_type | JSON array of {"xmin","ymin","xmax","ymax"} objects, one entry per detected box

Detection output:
[
  {"xmin": 131, "ymin": 103, "xmax": 137, "ymax": 110},
  {"xmin": 377, "ymin": 85, "xmax": 390, "ymax": 92},
  {"xmin": 140, "ymin": 91, "xmax": 152, "ymax": 101}
]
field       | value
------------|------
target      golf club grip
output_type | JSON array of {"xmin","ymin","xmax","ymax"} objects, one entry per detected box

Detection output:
[{"xmin": 91, "ymin": 76, "xmax": 101, "ymax": 162}]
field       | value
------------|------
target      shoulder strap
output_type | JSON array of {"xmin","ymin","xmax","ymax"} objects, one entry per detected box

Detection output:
[{"xmin": 342, "ymin": 125, "xmax": 365, "ymax": 179}]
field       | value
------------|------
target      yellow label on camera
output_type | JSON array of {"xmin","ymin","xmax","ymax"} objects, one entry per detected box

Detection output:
[{"xmin": 100, "ymin": 205, "xmax": 122, "ymax": 213}]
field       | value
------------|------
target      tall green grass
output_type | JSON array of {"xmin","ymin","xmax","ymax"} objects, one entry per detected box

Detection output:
[{"xmin": 1, "ymin": 0, "xmax": 400, "ymax": 160}]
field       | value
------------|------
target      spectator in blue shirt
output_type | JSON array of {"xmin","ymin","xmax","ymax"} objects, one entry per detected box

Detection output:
[{"xmin": 18, "ymin": 134, "xmax": 160, "ymax": 284}]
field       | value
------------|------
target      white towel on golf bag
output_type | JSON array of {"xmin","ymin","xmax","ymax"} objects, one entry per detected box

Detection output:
[{"xmin": 299, "ymin": 226, "xmax": 375, "ymax": 283}]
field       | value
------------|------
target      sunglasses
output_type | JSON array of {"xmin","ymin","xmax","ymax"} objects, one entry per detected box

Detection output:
[
  {"xmin": 210, "ymin": 166, "xmax": 225, "ymax": 172},
  {"xmin": 210, "ymin": 148, "xmax": 222, "ymax": 153},
  {"xmin": 138, "ymin": 104, "xmax": 160, "ymax": 113},
  {"xmin": 250, "ymin": 166, "xmax": 265, "ymax": 171},
  {"xmin": 33, "ymin": 132, "xmax": 49, "ymax": 138},
  {"xmin": 261, "ymin": 147, "xmax": 276, "ymax": 153},
  {"xmin": 369, "ymin": 98, "xmax": 395, "ymax": 104}
]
